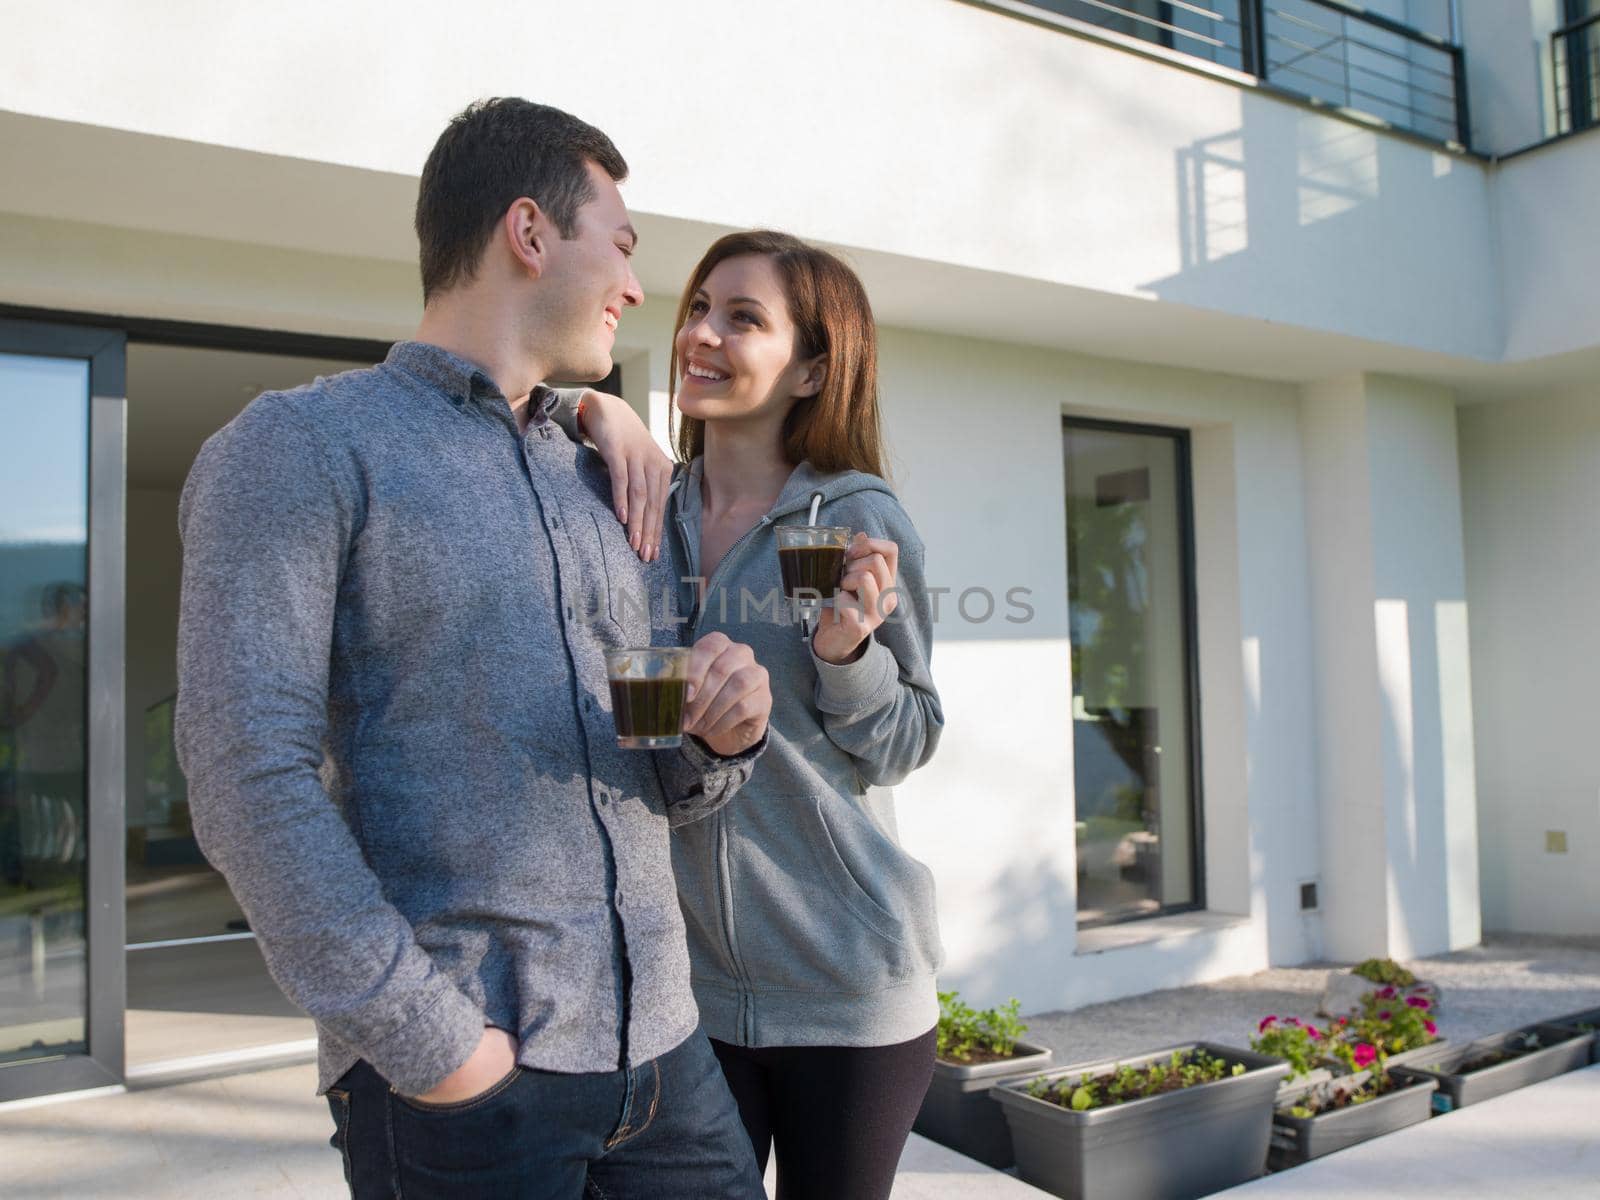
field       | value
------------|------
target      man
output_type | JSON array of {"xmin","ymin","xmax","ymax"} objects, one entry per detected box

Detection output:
[{"xmin": 175, "ymin": 98, "xmax": 770, "ymax": 1199}]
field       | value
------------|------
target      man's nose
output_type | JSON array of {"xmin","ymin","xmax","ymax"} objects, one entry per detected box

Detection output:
[{"xmin": 622, "ymin": 267, "xmax": 643, "ymax": 308}]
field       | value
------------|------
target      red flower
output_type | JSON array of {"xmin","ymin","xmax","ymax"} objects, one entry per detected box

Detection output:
[
  {"xmin": 1406, "ymin": 996, "xmax": 1430, "ymax": 1009},
  {"xmin": 1424, "ymin": 1019, "xmax": 1438, "ymax": 1035},
  {"xmin": 1259, "ymin": 1015, "xmax": 1278, "ymax": 1032},
  {"xmin": 1376, "ymin": 986, "xmax": 1397, "ymax": 1000},
  {"xmin": 1306, "ymin": 1025, "xmax": 1322, "ymax": 1040},
  {"xmin": 1352, "ymin": 1043, "xmax": 1378, "ymax": 1069},
  {"xmin": 1377, "ymin": 1011, "xmax": 1393, "ymax": 1022}
]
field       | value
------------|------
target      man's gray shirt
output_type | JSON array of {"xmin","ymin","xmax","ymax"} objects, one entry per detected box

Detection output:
[{"xmin": 175, "ymin": 341, "xmax": 758, "ymax": 1095}]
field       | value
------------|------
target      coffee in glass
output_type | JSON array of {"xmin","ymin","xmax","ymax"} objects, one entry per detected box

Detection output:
[{"xmin": 604, "ymin": 647, "xmax": 691, "ymax": 749}]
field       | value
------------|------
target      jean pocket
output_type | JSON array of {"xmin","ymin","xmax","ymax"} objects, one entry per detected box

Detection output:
[
  {"xmin": 325, "ymin": 1088, "xmax": 353, "ymax": 1186},
  {"xmin": 391, "ymin": 1064, "xmax": 524, "ymax": 1115}
]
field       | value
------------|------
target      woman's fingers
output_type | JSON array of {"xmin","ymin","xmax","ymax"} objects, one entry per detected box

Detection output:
[{"xmin": 640, "ymin": 458, "xmax": 671, "ymax": 562}]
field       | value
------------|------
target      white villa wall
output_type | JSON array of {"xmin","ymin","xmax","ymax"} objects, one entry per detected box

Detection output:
[
  {"xmin": 1364, "ymin": 377, "xmax": 1480, "ymax": 957},
  {"xmin": 1301, "ymin": 375, "xmax": 1480, "ymax": 963},
  {"xmin": 1494, "ymin": 133, "xmax": 1600, "ymax": 363},
  {"xmin": 0, "ymin": 0, "xmax": 1500, "ymax": 361},
  {"xmin": 1459, "ymin": 387, "xmax": 1600, "ymax": 937}
]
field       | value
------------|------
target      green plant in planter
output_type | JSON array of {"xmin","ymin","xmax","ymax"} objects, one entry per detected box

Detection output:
[
  {"xmin": 1351, "ymin": 987, "xmax": 1439, "ymax": 1056},
  {"xmin": 1352, "ymin": 957, "xmax": 1416, "ymax": 987},
  {"xmin": 1251, "ymin": 1015, "xmax": 1331, "ymax": 1080},
  {"xmin": 1283, "ymin": 1068, "xmax": 1407, "ymax": 1119},
  {"xmin": 936, "ymin": 991, "xmax": 1028, "ymax": 1063},
  {"xmin": 1026, "ymin": 1049, "xmax": 1245, "ymax": 1112}
]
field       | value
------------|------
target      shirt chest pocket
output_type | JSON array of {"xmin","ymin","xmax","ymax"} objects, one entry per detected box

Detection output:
[{"xmin": 572, "ymin": 512, "xmax": 653, "ymax": 644}]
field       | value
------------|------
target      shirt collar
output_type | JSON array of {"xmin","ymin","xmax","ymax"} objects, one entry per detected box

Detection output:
[{"xmin": 385, "ymin": 340, "xmax": 556, "ymax": 420}]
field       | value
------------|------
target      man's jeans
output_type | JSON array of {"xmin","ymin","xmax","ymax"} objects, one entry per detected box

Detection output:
[{"xmin": 325, "ymin": 1027, "xmax": 765, "ymax": 1199}]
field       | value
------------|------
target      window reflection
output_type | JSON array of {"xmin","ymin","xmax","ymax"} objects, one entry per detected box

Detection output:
[
  {"xmin": 1, "ymin": 352, "xmax": 90, "ymax": 1064},
  {"xmin": 1064, "ymin": 422, "xmax": 1199, "ymax": 927}
]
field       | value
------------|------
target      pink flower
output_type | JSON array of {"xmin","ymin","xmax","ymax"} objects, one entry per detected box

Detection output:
[
  {"xmin": 1377, "ymin": 1011, "xmax": 1393, "ymax": 1022},
  {"xmin": 1424, "ymin": 1019, "xmax": 1438, "ymax": 1035},
  {"xmin": 1376, "ymin": 986, "xmax": 1397, "ymax": 1000},
  {"xmin": 1406, "ymin": 996, "xmax": 1430, "ymax": 1009},
  {"xmin": 1259, "ymin": 1015, "xmax": 1278, "ymax": 1031},
  {"xmin": 1306, "ymin": 1025, "xmax": 1322, "ymax": 1040},
  {"xmin": 1286, "ymin": 1017, "xmax": 1302, "ymax": 1027},
  {"xmin": 1352, "ymin": 1043, "xmax": 1377, "ymax": 1069}
]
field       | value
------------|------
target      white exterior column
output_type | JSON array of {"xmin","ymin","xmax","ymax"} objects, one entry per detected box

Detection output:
[{"xmin": 1301, "ymin": 375, "xmax": 1481, "ymax": 962}]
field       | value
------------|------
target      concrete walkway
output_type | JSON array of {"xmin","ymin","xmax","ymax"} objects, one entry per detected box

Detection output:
[
  {"xmin": 1217, "ymin": 1062, "xmax": 1600, "ymax": 1198},
  {"xmin": 4, "ymin": 1058, "xmax": 1597, "ymax": 1197},
  {"xmin": 0, "ymin": 1060, "xmax": 1049, "ymax": 1199},
  {"xmin": 3, "ymin": 934, "xmax": 1595, "ymax": 1197}
]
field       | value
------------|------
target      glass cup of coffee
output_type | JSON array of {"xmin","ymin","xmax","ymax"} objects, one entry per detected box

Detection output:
[
  {"xmin": 605, "ymin": 647, "xmax": 691, "ymax": 749},
  {"xmin": 775, "ymin": 525, "xmax": 851, "ymax": 617}
]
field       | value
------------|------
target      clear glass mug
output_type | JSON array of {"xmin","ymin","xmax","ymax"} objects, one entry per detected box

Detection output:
[
  {"xmin": 774, "ymin": 524, "xmax": 851, "ymax": 614},
  {"xmin": 604, "ymin": 647, "xmax": 691, "ymax": 749}
]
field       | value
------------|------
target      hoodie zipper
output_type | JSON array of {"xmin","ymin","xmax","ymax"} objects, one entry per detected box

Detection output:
[{"xmin": 677, "ymin": 506, "xmax": 772, "ymax": 1043}]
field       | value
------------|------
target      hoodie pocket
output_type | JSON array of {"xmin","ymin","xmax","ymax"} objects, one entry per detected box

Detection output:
[
  {"xmin": 804, "ymin": 799, "xmax": 909, "ymax": 946},
  {"xmin": 728, "ymin": 794, "xmax": 941, "ymax": 995}
]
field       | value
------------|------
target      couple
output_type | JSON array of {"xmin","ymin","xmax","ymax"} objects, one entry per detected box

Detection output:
[{"xmin": 175, "ymin": 98, "xmax": 943, "ymax": 1200}]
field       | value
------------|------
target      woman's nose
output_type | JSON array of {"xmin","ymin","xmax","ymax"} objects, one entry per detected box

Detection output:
[{"xmin": 683, "ymin": 315, "xmax": 720, "ymax": 346}]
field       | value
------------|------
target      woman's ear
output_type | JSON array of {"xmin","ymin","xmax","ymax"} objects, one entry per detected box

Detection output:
[{"xmin": 796, "ymin": 354, "xmax": 828, "ymax": 399}]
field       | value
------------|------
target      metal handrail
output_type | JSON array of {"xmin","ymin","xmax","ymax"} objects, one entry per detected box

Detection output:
[
  {"xmin": 969, "ymin": 0, "xmax": 1469, "ymax": 146},
  {"xmin": 1263, "ymin": 0, "xmax": 1468, "ymax": 144}
]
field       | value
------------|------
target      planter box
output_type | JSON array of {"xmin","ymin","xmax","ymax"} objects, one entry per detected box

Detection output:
[
  {"xmin": 992, "ymin": 1042, "xmax": 1289, "ymax": 1200},
  {"xmin": 1276, "ymin": 1066, "xmax": 1332, "ymax": 1104},
  {"xmin": 912, "ymin": 1039, "xmax": 1053, "ymax": 1168},
  {"xmin": 1318, "ymin": 1038, "xmax": 1447, "ymax": 1076},
  {"xmin": 1374, "ymin": 1039, "xmax": 1449, "ymax": 1071},
  {"xmin": 1547, "ymin": 1006, "xmax": 1600, "ymax": 1064},
  {"xmin": 1392, "ymin": 1024, "xmax": 1596, "ymax": 1113},
  {"xmin": 1268, "ymin": 1070, "xmax": 1438, "ymax": 1170}
]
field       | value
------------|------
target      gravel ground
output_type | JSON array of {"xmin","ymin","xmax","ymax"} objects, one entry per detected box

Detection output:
[{"xmin": 1022, "ymin": 934, "xmax": 1600, "ymax": 1066}]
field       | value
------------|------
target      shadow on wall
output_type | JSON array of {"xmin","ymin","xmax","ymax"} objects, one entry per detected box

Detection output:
[
  {"xmin": 940, "ymin": 855, "xmax": 1078, "ymax": 1005},
  {"xmin": 1142, "ymin": 94, "xmax": 1481, "ymax": 347}
]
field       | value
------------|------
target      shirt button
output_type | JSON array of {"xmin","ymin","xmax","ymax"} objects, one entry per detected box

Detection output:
[
  {"xmin": 614, "ymin": 891, "xmax": 625, "ymax": 911},
  {"xmin": 551, "ymin": 516, "xmax": 561, "ymax": 529}
]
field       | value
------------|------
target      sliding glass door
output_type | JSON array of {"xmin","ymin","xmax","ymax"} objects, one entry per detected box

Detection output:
[{"xmin": 0, "ymin": 320, "xmax": 125, "ymax": 1101}]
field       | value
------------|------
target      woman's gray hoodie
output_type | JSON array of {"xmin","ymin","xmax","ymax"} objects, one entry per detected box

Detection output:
[{"xmin": 669, "ymin": 456, "xmax": 945, "ymax": 1048}]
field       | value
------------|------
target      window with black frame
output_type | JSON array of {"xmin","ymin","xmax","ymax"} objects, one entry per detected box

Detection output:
[
  {"xmin": 1063, "ymin": 419, "xmax": 1202, "ymax": 927},
  {"xmin": 1556, "ymin": 0, "xmax": 1600, "ymax": 133}
]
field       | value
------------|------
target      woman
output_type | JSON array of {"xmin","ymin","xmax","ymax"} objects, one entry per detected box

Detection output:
[{"xmin": 570, "ymin": 230, "xmax": 944, "ymax": 1199}]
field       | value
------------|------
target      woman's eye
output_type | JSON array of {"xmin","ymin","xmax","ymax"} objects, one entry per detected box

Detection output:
[
  {"xmin": 734, "ymin": 310, "xmax": 761, "ymax": 326},
  {"xmin": 687, "ymin": 300, "xmax": 708, "ymax": 316}
]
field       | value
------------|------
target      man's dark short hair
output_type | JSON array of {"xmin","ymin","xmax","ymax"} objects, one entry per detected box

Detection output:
[{"xmin": 415, "ymin": 98, "xmax": 628, "ymax": 302}]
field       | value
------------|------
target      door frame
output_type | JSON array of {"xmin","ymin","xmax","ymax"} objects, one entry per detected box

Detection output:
[{"xmin": 0, "ymin": 317, "xmax": 127, "ymax": 1102}]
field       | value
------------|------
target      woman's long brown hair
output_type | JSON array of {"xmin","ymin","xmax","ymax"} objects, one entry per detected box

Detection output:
[{"xmin": 669, "ymin": 230, "xmax": 888, "ymax": 480}]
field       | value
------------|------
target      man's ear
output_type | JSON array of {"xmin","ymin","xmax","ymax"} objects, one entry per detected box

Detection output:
[
  {"xmin": 797, "ymin": 355, "xmax": 828, "ymax": 398},
  {"xmin": 504, "ymin": 197, "xmax": 549, "ymax": 279}
]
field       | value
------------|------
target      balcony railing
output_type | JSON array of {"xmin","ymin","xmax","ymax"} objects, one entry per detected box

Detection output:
[
  {"xmin": 973, "ymin": 0, "xmax": 1470, "ymax": 146},
  {"xmin": 1554, "ymin": 11, "xmax": 1600, "ymax": 134}
]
